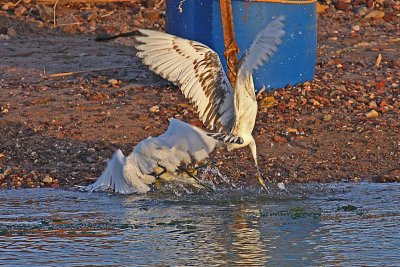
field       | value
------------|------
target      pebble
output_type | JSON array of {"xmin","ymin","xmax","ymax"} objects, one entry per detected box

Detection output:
[
  {"xmin": 14, "ymin": 6, "xmax": 27, "ymax": 17},
  {"xmin": 365, "ymin": 10, "xmax": 385, "ymax": 19},
  {"xmin": 356, "ymin": 96, "xmax": 369, "ymax": 103},
  {"xmin": 7, "ymin": 28, "xmax": 17, "ymax": 36},
  {"xmin": 317, "ymin": 3, "xmax": 329, "ymax": 14},
  {"xmin": 1, "ymin": 2, "xmax": 14, "ymax": 10},
  {"xmin": 333, "ymin": 0, "xmax": 350, "ymax": 11},
  {"xmin": 365, "ymin": 110, "xmax": 379, "ymax": 118},
  {"xmin": 323, "ymin": 114, "xmax": 332, "ymax": 122},
  {"xmin": 369, "ymin": 101, "xmax": 378, "ymax": 109},
  {"xmin": 357, "ymin": 7, "xmax": 369, "ymax": 16},
  {"xmin": 149, "ymin": 105, "xmax": 160, "ymax": 113},
  {"xmin": 260, "ymin": 96, "xmax": 276, "ymax": 109},
  {"xmin": 0, "ymin": 34, "xmax": 10, "ymax": 41},
  {"xmin": 277, "ymin": 182, "xmax": 286, "ymax": 190},
  {"xmin": 309, "ymin": 98, "xmax": 321, "ymax": 106},
  {"xmin": 108, "ymin": 79, "xmax": 120, "ymax": 86},
  {"xmin": 274, "ymin": 135, "xmax": 287, "ymax": 144},
  {"xmin": 352, "ymin": 25, "xmax": 360, "ymax": 32},
  {"xmin": 42, "ymin": 176, "xmax": 53, "ymax": 184},
  {"xmin": 142, "ymin": 9, "xmax": 160, "ymax": 20}
]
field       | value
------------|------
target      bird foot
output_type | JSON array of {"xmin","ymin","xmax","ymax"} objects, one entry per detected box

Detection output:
[
  {"xmin": 256, "ymin": 170, "xmax": 270, "ymax": 192},
  {"xmin": 177, "ymin": 166, "xmax": 214, "ymax": 192}
]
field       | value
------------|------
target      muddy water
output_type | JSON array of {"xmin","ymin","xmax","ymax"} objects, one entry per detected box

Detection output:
[{"xmin": 0, "ymin": 183, "xmax": 399, "ymax": 266}]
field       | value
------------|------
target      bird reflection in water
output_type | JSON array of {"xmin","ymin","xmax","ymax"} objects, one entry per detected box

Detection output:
[{"xmin": 228, "ymin": 207, "xmax": 271, "ymax": 266}]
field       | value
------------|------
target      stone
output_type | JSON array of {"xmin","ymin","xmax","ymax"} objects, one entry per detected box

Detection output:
[
  {"xmin": 1, "ymin": 2, "xmax": 15, "ymax": 11},
  {"xmin": 149, "ymin": 105, "xmax": 160, "ymax": 113},
  {"xmin": 260, "ymin": 96, "xmax": 276, "ymax": 109},
  {"xmin": 352, "ymin": 25, "xmax": 360, "ymax": 32},
  {"xmin": 333, "ymin": 0, "xmax": 350, "ymax": 11},
  {"xmin": 14, "ymin": 6, "xmax": 27, "ymax": 17},
  {"xmin": 142, "ymin": 9, "xmax": 160, "ymax": 21},
  {"xmin": 365, "ymin": 110, "xmax": 379, "ymax": 118},
  {"xmin": 7, "ymin": 28, "xmax": 17, "ymax": 37},
  {"xmin": 365, "ymin": 10, "xmax": 385, "ymax": 19},
  {"xmin": 357, "ymin": 6, "xmax": 369, "ymax": 16},
  {"xmin": 274, "ymin": 135, "xmax": 287, "ymax": 144},
  {"xmin": 323, "ymin": 114, "xmax": 332, "ymax": 122},
  {"xmin": 356, "ymin": 96, "xmax": 369, "ymax": 103},
  {"xmin": 0, "ymin": 34, "xmax": 10, "ymax": 41},
  {"xmin": 369, "ymin": 101, "xmax": 378, "ymax": 109},
  {"xmin": 317, "ymin": 3, "xmax": 329, "ymax": 14},
  {"xmin": 108, "ymin": 79, "xmax": 120, "ymax": 86},
  {"xmin": 42, "ymin": 176, "xmax": 53, "ymax": 184}
]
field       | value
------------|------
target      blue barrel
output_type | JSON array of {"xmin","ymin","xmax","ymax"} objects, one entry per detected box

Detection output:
[{"xmin": 166, "ymin": 0, "xmax": 317, "ymax": 90}]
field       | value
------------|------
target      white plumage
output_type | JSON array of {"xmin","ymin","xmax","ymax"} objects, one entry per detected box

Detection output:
[
  {"xmin": 86, "ymin": 119, "xmax": 218, "ymax": 194},
  {"xmin": 136, "ymin": 16, "xmax": 285, "ymax": 187},
  {"xmin": 136, "ymin": 30, "xmax": 235, "ymax": 132},
  {"xmin": 86, "ymin": 16, "xmax": 285, "ymax": 193}
]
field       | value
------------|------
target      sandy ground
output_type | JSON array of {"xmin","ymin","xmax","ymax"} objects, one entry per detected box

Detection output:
[{"xmin": 0, "ymin": 2, "xmax": 399, "ymax": 190}]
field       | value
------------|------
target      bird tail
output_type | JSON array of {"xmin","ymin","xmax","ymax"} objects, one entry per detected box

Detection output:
[
  {"xmin": 206, "ymin": 133, "xmax": 244, "ymax": 145},
  {"xmin": 84, "ymin": 149, "xmax": 138, "ymax": 194}
]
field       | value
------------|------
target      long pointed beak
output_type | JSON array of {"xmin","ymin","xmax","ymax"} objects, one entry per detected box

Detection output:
[{"xmin": 256, "ymin": 167, "xmax": 269, "ymax": 192}]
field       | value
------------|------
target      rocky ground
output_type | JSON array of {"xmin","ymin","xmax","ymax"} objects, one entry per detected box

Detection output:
[{"xmin": 0, "ymin": 0, "xmax": 399, "ymax": 190}]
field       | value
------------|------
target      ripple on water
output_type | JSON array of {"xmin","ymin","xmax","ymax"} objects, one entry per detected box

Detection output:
[{"xmin": 0, "ymin": 183, "xmax": 399, "ymax": 266}]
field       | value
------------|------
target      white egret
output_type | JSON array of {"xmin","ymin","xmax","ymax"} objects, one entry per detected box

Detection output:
[
  {"xmin": 86, "ymin": 119, "xmax": 219, "ymax": 194},
  {"xmin": 135, "ymin": 16, "xmax": 285, "ymax": 188}
]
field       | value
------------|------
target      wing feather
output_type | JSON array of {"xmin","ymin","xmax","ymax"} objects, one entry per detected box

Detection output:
[
  {"xmin": 238, "ymin": 16, "xmax": 285, "ymax": 75},
  {"xmin": 136, "ymin": 29, "xmax": 235, "ymax": 132}
]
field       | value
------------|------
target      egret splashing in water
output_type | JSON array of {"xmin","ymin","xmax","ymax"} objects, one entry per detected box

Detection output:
[
  {"xmin": 135, "ymin": 16, "xmax": 285, "ymax": 188},
  {"xmin": 87, "ymin": 17, "xmax": 285, "ymax": 194}
]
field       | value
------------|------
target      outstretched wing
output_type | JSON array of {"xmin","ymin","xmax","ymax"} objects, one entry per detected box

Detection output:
[
  {"xmin": 136, "ymin": 29, "xmax": 235, "ymax": 132},
  {"xmin": 238, "ymin": 16, "xmax": 285, "ymax": 75}
]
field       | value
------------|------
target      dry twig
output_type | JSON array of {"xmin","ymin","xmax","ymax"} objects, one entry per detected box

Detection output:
[
  {"xmin": 53, "ymin": 0, "xmax": 59, "ymax": 27},
  {"xmin": 375, "ymin": 53, "xmax": 382, "ymax": 68},
  {"xmin": 46, "ymin": 66, "xmax": 131, "ymax": 78},
  {"xmin": 256, "ymin": 85, "xmax": 266, "ymax": 100}
]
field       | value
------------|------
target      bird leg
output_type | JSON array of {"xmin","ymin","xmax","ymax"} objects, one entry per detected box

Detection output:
[
  {"xmin": 249, "ymin": 139, "xmax": 270, "ymax": 191},
  {"xmin": 177, "ymin": 166, "xmax": 214, "ymax": 191},
  {"xmin": 150, "ymin": 164, "xmax": 167, "ymax": 179},
  {"xmin": 149, "ymin": 165, "xmax": 168, "ymax": 189},
  {"xmin": 195, "ymin": 142, "xmax": 223, "ymax": 170}
]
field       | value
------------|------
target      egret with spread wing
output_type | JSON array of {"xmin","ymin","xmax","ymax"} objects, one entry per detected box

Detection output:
[{"xmin": 135, "ymin": 16, "xmax": 285, "ymax": 188}]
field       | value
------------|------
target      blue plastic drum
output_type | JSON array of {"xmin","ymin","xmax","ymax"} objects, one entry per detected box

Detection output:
[{"xmin": 165, "ymin": 0, "xmax": 317, "ymax": 90}]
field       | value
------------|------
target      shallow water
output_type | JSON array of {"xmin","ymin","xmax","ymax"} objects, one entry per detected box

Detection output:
[{"xmin": 0, "ymin": 183, "xmax": 399, "ymax": 266}]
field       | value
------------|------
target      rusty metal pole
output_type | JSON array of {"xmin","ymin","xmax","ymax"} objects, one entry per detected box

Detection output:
[{"xmin": 220, "ymin": 0, "xmax": 239, "ymax": 86}]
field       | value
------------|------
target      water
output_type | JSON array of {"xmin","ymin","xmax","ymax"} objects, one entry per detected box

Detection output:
[{"xmin": 0, "ymin": 183, "xmax": 399, "ymax": 266}]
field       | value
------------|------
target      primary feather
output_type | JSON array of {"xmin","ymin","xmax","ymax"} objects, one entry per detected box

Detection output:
[
  {"xmin": 136, "ymin": 30, "xmax": 235, "ymax": 133},
  {"xmin": 135, "ymin": 17, "xmax": 285, "ymax": 190},
  {"xmin": 86, "ymin": 119, "xmax": 219, "ymax": 194},
  {"xmin": 238, "ymin": 16, "xmax": 285, "ymax": 75}
]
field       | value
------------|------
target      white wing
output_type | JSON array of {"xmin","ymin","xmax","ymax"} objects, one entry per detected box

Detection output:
[
  {"xmin": 238, "ymin": 16, "xmax": 285, "ymax": 75},
  {"xmin": 85, "ymin": 149, "xmax": 140, "ymax": 194},
  {"xmin": 136, "ymin": 29, "xmax": 235, "ymax": 132},
  {"xmin": 85, "ymin": 119, "xmax": 218, "ymax": 194}
]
